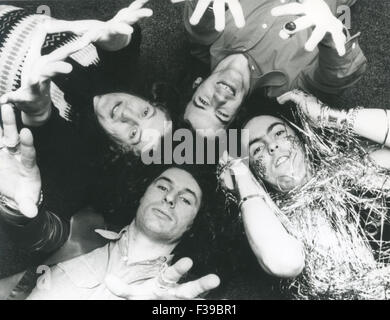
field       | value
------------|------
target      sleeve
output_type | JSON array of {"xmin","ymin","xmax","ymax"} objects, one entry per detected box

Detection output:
[
  {"xmin": 1, "ymin": 204, "xmax": 70, "ymax": 254},
  {"xmin": 183, "ymin": 0, "xmax": 220, "ymax": 64},
  {"xmin": 294, "ymin": 31, "xmax": 367, "ymax": 97},
  {"xmin": 4, "ymin": 107, "xmax": 89, "ymax": 254},
  {"xmin": 26, "ymin": 265, "xmax": 80, "ymax": 300}
]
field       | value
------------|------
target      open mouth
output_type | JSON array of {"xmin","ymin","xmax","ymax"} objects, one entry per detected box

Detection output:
[
  {"xmin": 152, "ymin": 208, "xmax": 173, "ymax": 221},
  {"xmin": 275, "ymin": 155, "xmax": 290, "ymax": 168},
  {"xmin": 217, "ymin": 81, "xmax": 236, "ymax": 96},
  {"xmin": 194, "ymin": 96, "xmax": 210, "ymax": 108}
]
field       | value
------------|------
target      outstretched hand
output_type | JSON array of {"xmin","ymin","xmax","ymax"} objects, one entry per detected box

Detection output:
[
  {"xmin": 105, "ymin": 257, "xmax": 220, "ymax": 300},
  {"xmin": 81, "ymin": 0, "xmax": 153, "ymax": 51},
  {"xmin": 272, "ymin": 0, "xmax": 346, "ymax": 56},
  {"xmin": 0, "ymin": 104, "xmax": 41, "ymax": 218},
  {"xmin": 0, "ymin": 24, "xmax": 90, "ymax": 126},
  {"xmin": 172, "ymin": 0, "xmax": 245, "ymax": 32},
  {"xmin": 218, "ymin": 151, "xmax": 251, "ymax": 192}
]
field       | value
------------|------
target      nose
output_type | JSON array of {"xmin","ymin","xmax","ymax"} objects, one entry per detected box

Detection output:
[
  {"xmin": 120, "ymin": 107, "xmax": 137, "ymax": 124},
  {"xmin": 268, "ymin": 141, "xmax": 279, "ymax": 155},
  {"xmin": 213, "ymin": 91, "xmax": 227, "ymax": 107},
  {"xmin": 163, "ymin": 191, "xmax": 176, "ymax": 209}
]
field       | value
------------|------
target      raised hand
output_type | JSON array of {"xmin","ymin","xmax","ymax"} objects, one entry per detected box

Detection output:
[
  {"xmin": 104, "ymin": 257, "xmax": 220, "ymax": 300},
  {"xmin": 81, "ymin": 0, "xmax": 153, "ymax": 51},
  {"xmin": 172, "ymin": 0, "xmax": 245, "ymax": 32},
  {"xmin": 271, "ymin": 0, "xmax": 346, "ymax": 56},
  {"xmin": 0, "ymin": 104, "xmax": 41, "ymax": 218},
  {"xmin": 0, "ymin": 25, "xmax": 90, "ymax": 127},
  {"xmin": 277, "ymin": 90, "xmax": 323, "ymax": 127},
  {"xmin": 218, "ymin": 151, "xmax": 251, "ymax": 192}
]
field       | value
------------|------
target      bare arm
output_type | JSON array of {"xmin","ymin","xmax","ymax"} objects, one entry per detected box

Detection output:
[
  {"xmin": 278, "ymin": 90, "xmax": 390, "ymax": 149},
  {"xmin": 219, "ymin": 154, "xmax": 305, "ymax": 278}
]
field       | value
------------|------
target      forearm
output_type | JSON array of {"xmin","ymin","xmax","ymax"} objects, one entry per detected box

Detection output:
[
  {"xmin": 21, "ymin": 103, "xmax": 52, "ymax": 127},
  {"xmin": 183, "ymin": 0, "xmax": 219, "ymax": 46},
  {"xmin": 302, "ymin": 97, "xmax": 390, "ymax": 148},
  {"xmin": 44, "ymin": 19, "xmax": 103, "ymax": 37},
  {"xmin": 323, "ymin": 107, "xmax": 390, "ymax": 148},
  {"xmin": 236, "ymin": 177, "xmax": 304, "ymax": 278},
  {"xmin": 298, "ymin": 32, "xmax": 366, "ymax": 96},
  {"xmin": 352, "ymin": 109, "xmax": 390, "ymax": 148}
]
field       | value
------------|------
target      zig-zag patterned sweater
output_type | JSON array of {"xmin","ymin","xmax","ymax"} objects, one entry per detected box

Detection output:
[
  {"xmin": 0, "ymin": 5, "xmax": 140, "ymax": 122},
  {"xmin": 0, "ymin": 5, "xmax": 104, "ymax": 121}
]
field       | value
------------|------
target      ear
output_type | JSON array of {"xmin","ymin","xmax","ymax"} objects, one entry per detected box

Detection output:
[{"xmin": 192, "ymin": 77, "xmax": 203, "ymax": 89}]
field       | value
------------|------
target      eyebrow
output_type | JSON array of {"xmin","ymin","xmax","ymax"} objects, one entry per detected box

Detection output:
[
  {"xmin": 155, "ymin": 176, "xmax": 199, "ymax": 204},
  {"xmin": 249, "ymin": 122, "xmax": 285, "ymax": 147},
  {"xmin": 192, "ymin": 100, "xmax": 228, "ymax": 126}
]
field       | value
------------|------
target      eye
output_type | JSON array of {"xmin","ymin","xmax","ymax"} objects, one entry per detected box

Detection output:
[
  {"xmin": 180, "ymin": 196, "xmax": 191, "ymax": 206},
  {"xmin": 157, "ymin": 185, "xmax": 168, "ymax": 192},
  {"xmin": 252, "ymin": 144, "xmax": 264, "ymax": 156},
  {"xmin": 130, "ymin": 127, "xmax": 139, "ymax": 139},
  {"xmin": 142, "ymin": 107, "xmax": 150, "ymax": 118},
  {"xmin": 275, "ymin": 130, "xmax": 286, "ymax": 137}
]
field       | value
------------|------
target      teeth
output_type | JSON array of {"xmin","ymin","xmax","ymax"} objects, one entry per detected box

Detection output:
[{"xmin": 199, "ymin": 97, "xmax": 208, "ymax": 105}]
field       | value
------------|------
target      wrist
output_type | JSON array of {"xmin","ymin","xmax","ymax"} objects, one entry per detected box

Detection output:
[
  {"xmin": 236, "ymin": 174, "xmax": 264, "ymax": 199},
  {"xmin": 22, "ymin": 105, "xmax": 52, "ymax": 127},
  {"xmin": 319, "ymin": 107, "xmax": 348, "ymax": 130},
  {"xmin": 0, "ymin": 191, "xmax": 43, "ymax": 225},
  {"xmin": 238, "ymin": 194, "xmax": 267, "ymax": 211}
]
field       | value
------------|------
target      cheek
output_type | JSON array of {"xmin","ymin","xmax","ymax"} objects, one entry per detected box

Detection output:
[
  {"xmin": 176, "ymin": 206, "xmax": 197, "ymax": 228},
  {"xmin": 142, "ymin": 189, "xmax": 162, "ymax": 205},
  {"xmin": 293, "ymin": 150, "xmax": 307, "ymax": 176},
  {"xmin": 109, "ymin": 125, "xmax": 130, "ymax": 144},
  {"xmin": 252, "ymin": 154, "xmax": 271, "ymax": 180}
]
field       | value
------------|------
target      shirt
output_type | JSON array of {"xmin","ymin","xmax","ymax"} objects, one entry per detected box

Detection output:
[
  {"xmin": 184, "ymin": 0, "xmax": 367, "ymax": 98},
  {"xmin": 27, "ymin": 226, "xmax": 173, "ymax": 300}
]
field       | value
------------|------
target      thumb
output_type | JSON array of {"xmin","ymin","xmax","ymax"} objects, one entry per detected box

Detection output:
[
  {"xmin": 111, "ymin": 22, "xmax": 134, "ymax": 36},
  {"xmin": 40, "ymin": 61, "xmax": 73, "ymax": 81},
  {"xmin": 0, "ymin": 93, "xmax": 11, "ymax": 105},
  {"xmin": 0, "ymin": 91, "xmax": 23, "ymax": 105},
  {"xmin": 17, "ymin": 198, "xmax": 38, "ymax": 218}
]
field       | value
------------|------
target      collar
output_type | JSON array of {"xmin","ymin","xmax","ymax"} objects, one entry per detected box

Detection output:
[
  {"xmin": 244, "ymin": 52, "xmax": 288, "ymax": 94},
  {"xmin": 94, "ymin": 226, "xmax": 174, "ymax": 266}
]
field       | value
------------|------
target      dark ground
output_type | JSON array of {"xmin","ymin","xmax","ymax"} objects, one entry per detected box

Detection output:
[{"xmin": 0, "ymin": 0, "xmax": 389, "ymax": 299}]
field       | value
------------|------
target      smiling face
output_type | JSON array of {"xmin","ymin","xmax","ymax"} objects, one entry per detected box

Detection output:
[
  {"xmin": 135, "ymin": 168, "xmax": 202, "ymax": 243},
  {"xmin": 93, "ymin": 93, "xmax": 172, "ymax": 155},
  {"xmin": 184, "ymin": 69, "xmax": 247, "ymax": 135},
  {"xmin": 244, "ymin": 115, "xmax": 309, "ymax": 193}
]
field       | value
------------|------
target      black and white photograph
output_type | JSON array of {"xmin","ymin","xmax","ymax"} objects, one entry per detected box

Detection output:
[{"xmin": 0, "ymin": 0, "xmax": 389, "ymax": 302}]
